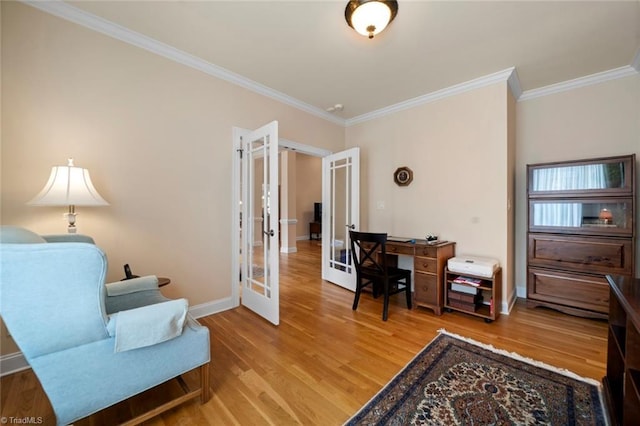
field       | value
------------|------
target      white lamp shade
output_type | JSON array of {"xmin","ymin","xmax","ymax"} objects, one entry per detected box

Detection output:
[
  {"xmin": 28, "ymin": 163, "xmax": 109, "ymax": 206},
  {"xmin": 350, "ymin": 1, "xmax": 392, "ymax": 38}
]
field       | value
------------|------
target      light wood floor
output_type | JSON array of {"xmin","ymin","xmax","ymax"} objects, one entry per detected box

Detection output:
[{"xmin": 1, "ymin": 240, "xmax": 608, "ymax": 425}]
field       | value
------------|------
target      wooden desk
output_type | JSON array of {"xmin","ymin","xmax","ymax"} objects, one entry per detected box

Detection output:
[{"xmin": 368, "ymin": 240, "xmax": 456, "ymax": 315}]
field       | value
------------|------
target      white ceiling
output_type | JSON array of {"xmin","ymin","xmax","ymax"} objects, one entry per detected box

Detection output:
[{"xmin": 55, "ymin": 1, "xmax": 640, "ymax": 121}]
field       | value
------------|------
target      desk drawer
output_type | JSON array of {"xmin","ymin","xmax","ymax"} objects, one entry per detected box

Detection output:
[
  {"xmin": 415, "ymin": 246, "xmax": 437, "ymax": 258},
  {"xmin": 415, "ymin": 273, "xmax": 438, "ymax": 305},
  {"xmin": 415, "ymin": 257, "xmax": 437, "ymax": 274},
  {"xmin": 386, "ymin": 243, "xmax": 415, "ymax": 256}
]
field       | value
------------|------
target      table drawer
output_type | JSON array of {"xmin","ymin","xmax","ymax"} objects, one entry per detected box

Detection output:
[
  {"xmin": 527, "ymin": 267, "xmax": 609, "ymax": 313},
  {"xmin": 414, "ymin": 257, "xmax": 437, "ymax": 274}
]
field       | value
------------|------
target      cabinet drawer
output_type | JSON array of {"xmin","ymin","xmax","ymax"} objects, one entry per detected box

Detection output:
[
  {"xmin": 414, "ymin": 257, "xmax": 437, "ymax": 273},
  {"xmin": 414, "ymin": 273, "xmax": 438, "ymax": 305},
  {"xmin": 415, "ymin": 246, "xmax": 437, "ymax": 258},
  {"xmin": 528, "ymin": 234, "xmax": 633, "ymax": 275},
  {"xmin": 527, "ymin": 267, "xmax": 609, "ymax": 313}
]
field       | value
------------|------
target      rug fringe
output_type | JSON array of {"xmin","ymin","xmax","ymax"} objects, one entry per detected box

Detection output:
[{"xmin": 437, "ymin": 328, "xmax": 602, "ymax": 388}]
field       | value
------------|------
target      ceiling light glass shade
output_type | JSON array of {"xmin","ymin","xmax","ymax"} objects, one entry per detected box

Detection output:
[
  {"xmin": 345, "ymin": 0, "xmax": 398, "ymax": 39},
  {"xmin": 28, "ymin": 159, "xmax": 109, "ymax": 206}
]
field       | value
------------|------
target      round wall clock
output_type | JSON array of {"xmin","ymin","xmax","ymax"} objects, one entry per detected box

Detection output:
[{"xmin": 393, "ymin": 167, "xmax": 413, "ymax": 186}]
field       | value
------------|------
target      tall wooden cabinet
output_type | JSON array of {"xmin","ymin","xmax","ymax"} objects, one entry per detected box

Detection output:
[
  {"xmin": 526, "ymin": 154, "xmax": 636, "ymax": 319},
  {"xmin": 603, "ymin": 275, "xmax": 640, "ymax": 425}
]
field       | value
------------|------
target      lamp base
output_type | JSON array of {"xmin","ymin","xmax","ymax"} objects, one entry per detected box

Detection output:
[{"xmin": 64, "ymin": 209, "xmax": 77, "ymax": 234}]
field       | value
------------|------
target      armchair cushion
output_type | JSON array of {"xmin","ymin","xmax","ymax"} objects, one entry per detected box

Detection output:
[
  {"xmin": 106, "ymin": 298, "xmax": 189, "ymax": 352},
  {"xmin": 42, "ymin": 234, "xmax": 95, "ymax": 244},
  {"xmin": 105, "ymin": 275, "xmax": 159, "ymax": 296},
  {"xmin": 0, "ymin": 226, "xmax": 47, "ymax": 243}
]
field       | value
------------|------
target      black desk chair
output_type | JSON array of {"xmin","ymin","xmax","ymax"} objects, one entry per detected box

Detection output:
[{"xmin": 349, "ymin": 231, "xmax": 412, "ymax": 321}]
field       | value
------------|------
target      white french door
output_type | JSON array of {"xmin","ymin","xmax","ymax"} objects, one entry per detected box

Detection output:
[
  {"xmin": 240, "ymin": 121, "xmax": 280, "ymax": 325},
  {"xmin": 321, "ymin": 147, "xmax": 360, "ymax": 291}
]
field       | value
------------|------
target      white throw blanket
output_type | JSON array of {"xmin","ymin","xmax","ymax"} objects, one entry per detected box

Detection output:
[{"xmin": 107, "ymin": 298, "xmax": 188, "ymax": 352}]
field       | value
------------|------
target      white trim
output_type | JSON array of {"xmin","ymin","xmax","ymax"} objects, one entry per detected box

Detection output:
[
  {"xmin": 632, "ymin": 48, "xmax": 640, "ymax": 72},
  {"xmin": 231, "ymin": 127, "xmax": 247, "ymax": 311},
  {"xmin": 346, "ymin": 68, "xmax": 517, "ymax": 126},
  {"xmin": 189, "ymin": 296, "xmax": 236, "ymax": 319},
  {"xmin": 280, "ymin": 246, "xmax": 298, "ymax": 254},
  {"xmin": 21, "ymin": 0, "xmax": 345, "ymax": 126},
  {"xmin": 519, "ymin": 65, "xmax": 639, "ymax": 101},
  {"xmin": 279, "ymin": 218, "xmax": 298, "ymax": 225},
  {"xmin": 280, "ymin": 138, "xmax": 333, "ymax": 157},
  {"xmin": 0, "ymin": 352, "xmax": 30, "ymax": 377},
  {"xmin": 507, "ymin": 68, "xmax": 522, "ymax": 100},
  {"xmin": 501, "ymin": 289, "xmax": 518, "ymax": 315}
]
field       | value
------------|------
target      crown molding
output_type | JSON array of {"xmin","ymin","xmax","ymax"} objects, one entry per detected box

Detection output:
[
  {"xmin": 518, "ymin": 65, "xmax": 639, "ymax": 101},
  {"xmin": 20, "ymin": 0, "xmax": 639, "ymax": 128},
  {"xmin": 632, "ymin": 48, "xmax": 640, "ymax": 72},
  {"xmin": 21, "ymin": 0, "xmax": 346, "ymax": 126},
  {"xmin": 346, "ymin": 68, "xmax": 519, "ymax": 126}
]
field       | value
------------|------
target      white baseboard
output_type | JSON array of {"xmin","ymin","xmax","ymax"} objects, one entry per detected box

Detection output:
[
  {"xmin": 189, "ymin": 296, "xmax": 237, "ymax": 319},
  {"xmin": 280, "ymin": 246, "xmax": 298, "ymax": 253},
  {"xmin": 0, "ymin": 352, "xmax": 30, "ymax": 377}
]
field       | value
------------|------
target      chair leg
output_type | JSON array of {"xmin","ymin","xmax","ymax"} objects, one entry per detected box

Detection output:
[
  {"xmin": 382, "ymin": 281, "xmax": 390, "ymax": 321},
  {"xmin": 200, "ymin": 362, "xmax": 211, "ymax": 403},
  {"xmin": 405, "ymin": 277, "xmax": 412, "ymax": 309},
  {"xmin": 352, "ymin": 278, "xmax": 362, "ymax": 310}
]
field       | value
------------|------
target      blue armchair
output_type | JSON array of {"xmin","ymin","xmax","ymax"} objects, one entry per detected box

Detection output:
[{"xmin": 0, "ymin": 226, "xmax": 211, "ymax": 425}]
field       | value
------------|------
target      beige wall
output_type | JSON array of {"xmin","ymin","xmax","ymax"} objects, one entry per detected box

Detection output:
[
  {"xmin": 345, "ymin": 82, "xmax": 515, "ymax": 311},
  {"xmin": 515, "ymin": 75, "xmax": 640, "ymax": 296},
  {"xmin": 1, "ymin": 2, "xmax": 344, "ymax": 355}
]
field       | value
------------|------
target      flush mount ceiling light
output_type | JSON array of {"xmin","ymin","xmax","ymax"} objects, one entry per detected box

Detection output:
[{"xmin": 345, "ymin": 0, "xmax": 398, "ymax": 39}]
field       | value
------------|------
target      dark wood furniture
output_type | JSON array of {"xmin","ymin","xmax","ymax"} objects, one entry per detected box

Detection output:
[
  {"xmin": 362, "ymin": 239, "xmax": 455, "ymax": 315},
  {"xmin": 604, "ymin": 275, "xmax": 640, "ymax": 425},
  {"xmin": 349, "ymin": 231, "xmax": 412, "ymax": 321},
  {"xmin": 444, "ymin": 267, "xmax": 502, "ymax": 322},
  {"xmin": 411, "ymin": 241, "xmax": 455, "ymax": 315},
  {"xmin": 309, "ymin": 222, "xmax": 321, "ymax": 240},
  {"xmin": 527, "ymin": 154, "xmax": 636, "ymax": 319}
]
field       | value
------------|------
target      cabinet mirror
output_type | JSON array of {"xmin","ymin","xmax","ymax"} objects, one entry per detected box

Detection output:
[{"xmin": 529, "ymin": 199, "xmax": 633, "ymax": 235}]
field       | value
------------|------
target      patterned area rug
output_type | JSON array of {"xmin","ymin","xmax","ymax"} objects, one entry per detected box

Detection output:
[{"xmin": 345, "ymin": 330, "xmax": 606, "ymax": 425}]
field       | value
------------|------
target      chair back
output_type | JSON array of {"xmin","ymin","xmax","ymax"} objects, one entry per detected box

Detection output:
[
  {"xmin": 349, "ymin": 230, "xmax": 389, "ymax": 276},
  {"xmin": 0, "ymin": 228, "xmax": 109, "ymax": 359}
]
